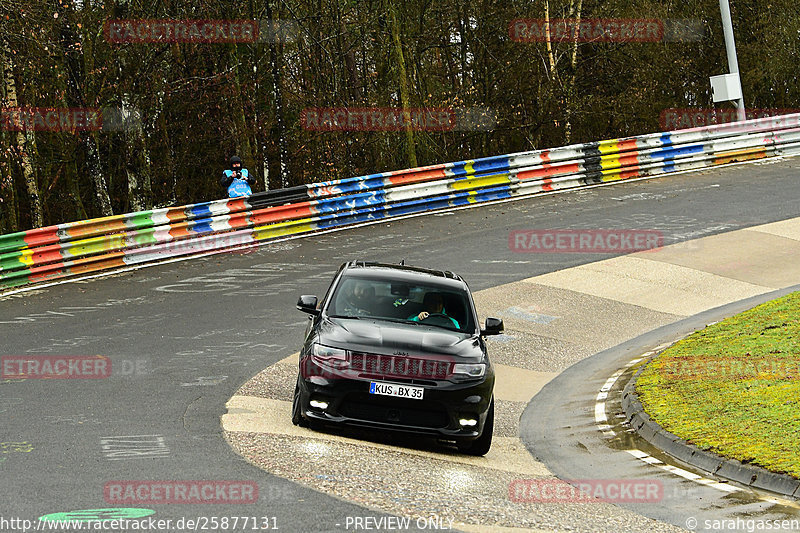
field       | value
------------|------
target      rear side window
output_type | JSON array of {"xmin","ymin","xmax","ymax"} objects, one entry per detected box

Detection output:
[{"xmin": 326, "ymin": 276, "xmax": 474, "ymax": 333}]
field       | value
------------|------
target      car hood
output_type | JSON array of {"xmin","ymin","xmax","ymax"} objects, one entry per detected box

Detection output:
[{"xmin": 316, "ymin": 317, "xmax": 483, "ymax": 360}]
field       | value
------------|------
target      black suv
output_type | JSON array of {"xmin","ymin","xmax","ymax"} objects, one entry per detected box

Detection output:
[{"xmin": 292, "ymin": 261, "xmax": 503, "ymax": 456}]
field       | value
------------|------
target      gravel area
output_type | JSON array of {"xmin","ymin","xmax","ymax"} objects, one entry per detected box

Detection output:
[{"xmin": 226, "ymin": 431, "xmax": 683, "ymax": 532}]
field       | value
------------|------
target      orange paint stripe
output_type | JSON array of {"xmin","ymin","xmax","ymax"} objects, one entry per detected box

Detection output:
[
  {"xmin": 389, "ymin": 169, "xmax": 447, "ymax": 186},
  {"xmin": 518, "ymin": 163, "xmax": 581, "ymax": 181}
]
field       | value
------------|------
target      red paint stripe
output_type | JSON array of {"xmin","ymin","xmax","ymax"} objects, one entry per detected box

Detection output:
[
  {"xmin": 250, "ymin": 204, "xmax": 314, "ymax": 225},
  {"xmin": 618, "ymin": 153, "xmax": 640, "ymax": 167},
  {"xmin": 26, "ymin": 266, "xmax": 68, "ymax": 284},
  {"xmin": 31, "ymin": 247, "xmax": 66, "ymax": 267},
  {"xmin": 388, "ymin": 169, "xmax": 447, "ymax": 186},
  {"xmin": 619, "ymin": 168, "xmax": 641, "ymax": 180},
  {"xmin": 517, "ymin": 162, "xmax": 581, "ymax": 181},
  {"xmin": 226, "ymin": 198, "xmax": 248, "ymax": 212},
  {"xmin": 541, "ymin": 150, "xmax": 551, "ymax": 163},
  {"xmin": 68, "ymin": 253, "xmax": 126, "ymax": 274},
  {"xmin": 228, "ymin": 213, "xmax": 251, "ymax": 229},
  {"xmin": 168, "ymin": 223, "xmax": 193, "ymax": 239},
  {"xmin": 542, "ymin": 178, "xmax": 553, "ymax": 191},
  {"xmin": 617, "ymin": 139, "xmax": 639, "ymax": 153},
  {"xmin": 22, "ymin": 227, "xmax": 60, "ymax": 248}
]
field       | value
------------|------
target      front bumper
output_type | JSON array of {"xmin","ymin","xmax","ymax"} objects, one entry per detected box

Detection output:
[{"xmin": 297, "ymin": 364, "xmax": 494, "ymax": 440}]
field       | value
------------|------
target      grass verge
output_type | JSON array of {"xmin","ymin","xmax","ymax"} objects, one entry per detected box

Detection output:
[{"xmin": 636, "ymin": 290, "xmax": 800, "ymax": 478}]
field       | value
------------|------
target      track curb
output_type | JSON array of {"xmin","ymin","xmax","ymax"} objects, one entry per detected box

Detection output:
[{"xmin": 622, "ymin": 352, "xmax": 800, "ymax": 500}]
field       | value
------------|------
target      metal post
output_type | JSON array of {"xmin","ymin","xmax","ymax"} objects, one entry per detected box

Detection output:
[{"xmin": 719, "ymin": 0, "xmax": 746, "ymax": 121}]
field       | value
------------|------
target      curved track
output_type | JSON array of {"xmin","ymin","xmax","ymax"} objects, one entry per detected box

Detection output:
[{"xmin": 1, "ymin": 157, "xmax": 798, "ymax": 532}]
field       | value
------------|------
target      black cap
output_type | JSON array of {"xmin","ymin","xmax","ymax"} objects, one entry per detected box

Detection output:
[{"xmin": 230, "ymin": 156, "xmax": 242, "ymax": 167}]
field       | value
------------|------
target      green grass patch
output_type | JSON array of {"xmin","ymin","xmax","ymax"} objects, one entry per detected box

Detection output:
[{"xmin": 636, "ymin": 290, "xmax": 800, "ymax": 478}]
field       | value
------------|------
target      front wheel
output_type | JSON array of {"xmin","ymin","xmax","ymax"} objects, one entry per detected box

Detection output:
[
  {"xmin": 291, "ymin": 377, "xmax": 309, "ymax": 427},
  {"xmin": 457, "ymin": 397, "xmax": 493, "ymax": 456}
]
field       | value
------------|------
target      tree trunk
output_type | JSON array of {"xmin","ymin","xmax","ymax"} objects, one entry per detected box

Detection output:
[
  {"xmin": 123, "ymin": 101, "xmax": 151, "ymax": 212},
  {"xmin": 388, "ymin": 2, "xmax": 417, "ymax": 168},
  {"xmin": 265, "ymin": 0, "xmax": 289, "ymax": 188},
  {"xmin": 57, "ymin": 1, "xmax": 113, "ymax": 216},
  {"xmin": 3, "ymin": 38, "xmax": 42, "ymax": 228},
  {"xmin": 564, "ymin": 0, "xmax": 583, "ymax": 143},
  {"xmin": 231, "ymin": 46, "xmax": 255, "ymax": 179},
  {"xmin": 544, "ymin": 0, "xmax": 556, "ymax": 75}
]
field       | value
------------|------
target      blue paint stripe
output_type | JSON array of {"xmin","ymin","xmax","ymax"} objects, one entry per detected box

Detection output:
[
  {"xmin": 650, "ymin": 144, "xmax": 705, "ymax": 161},
  {"xmin": 189, "ymin": 203, "xmax": 213, "ymax": 219},
  {"xmin": 190, "ymin": 219, "xmax": 214, "ymax": 234}
]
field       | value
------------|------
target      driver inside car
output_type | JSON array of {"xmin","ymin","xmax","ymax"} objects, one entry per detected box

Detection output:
[
  {"xmin": 409, "ymin": 292, "xmax": 460, "ymax": 328},
  {"xmin": 342, "ymin": 281, "xmax": 376, "ymax": 316}
]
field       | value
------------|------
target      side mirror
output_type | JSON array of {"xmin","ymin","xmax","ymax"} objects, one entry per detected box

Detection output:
[
  {"xmin": 481, "ymin": 317, "xmax": 504, "ymax": 336},
  {"xmin": 296, "ymin": 295, "xmax": 320, "ymax": 315}
]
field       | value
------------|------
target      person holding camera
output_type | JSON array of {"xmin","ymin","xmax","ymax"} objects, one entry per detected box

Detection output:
[{"xmin": 220, "ymin": 155, "xmax": 255, "ymax": 198}]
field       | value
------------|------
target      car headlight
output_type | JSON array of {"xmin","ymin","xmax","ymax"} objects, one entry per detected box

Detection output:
[
  {"xmin": 311, "ymin": 343, "xmax": 350, "ymax": 369},
  {"xmin": 452, "ymin": 363, "xmax": 486, "ymax": 380}
]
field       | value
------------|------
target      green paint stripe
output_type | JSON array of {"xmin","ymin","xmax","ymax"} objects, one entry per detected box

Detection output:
[
  {"xmin": 128, "ymin": 228, "xmax": 159, "ymax": 247},
  {"xmin": 0, "ymin": 233, "xmax": 29, "ymax": 255},
  {"xmin": 125, "ymin": 211, "xmax": 156, "ymax": 230},
  {"xmin": 0, "ymin": 268, "xmax": 32, "ymax": 287},
  {"xmin": 0, "ymin": 253, "xmax": 26, "ymax": 272}
]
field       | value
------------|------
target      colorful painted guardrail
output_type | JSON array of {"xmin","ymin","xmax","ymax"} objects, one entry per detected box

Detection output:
[{"xmin": 2, "ymin": 113, "xmax": 799, "ymax": 291}]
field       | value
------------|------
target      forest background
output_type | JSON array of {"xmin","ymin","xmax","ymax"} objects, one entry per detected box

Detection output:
[{"xmin": 1, "ymin": 0, "xmax": 797, "ymax": 232}]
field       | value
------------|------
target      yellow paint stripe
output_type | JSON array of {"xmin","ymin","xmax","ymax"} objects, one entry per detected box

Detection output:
[
  {"xmin": 598, "ymin": 140, "xmax": 619, "ymax": 154},
  {"xmin": 599, "ymin": 155, "xmax": 620, "ymax": 170},
  {"xmin": 600, "ymin": 168, "xmax": 626, "ymax": 182},
  {"xmin": 18, "ymin": 249, "xmax": 35, "ymax": 267},
  {"xmin": 64, "ymin": 234, "xmax": 127, "ymax": 256},
  {"xmin": 450, "ymin": 173, "xmax": 511, "ymax": 191},
  {"xmin": 463, "ymin": 160, "xmax": 475, "ymax": 175},
  {"xmin": 253, "ymin": 218, "xmax": 317, "ymax": 240}
]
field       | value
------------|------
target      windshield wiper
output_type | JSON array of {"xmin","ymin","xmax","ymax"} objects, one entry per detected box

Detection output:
[{"xmin": 328, "ymin": 314, "xmax": 361, "ymax": 320}]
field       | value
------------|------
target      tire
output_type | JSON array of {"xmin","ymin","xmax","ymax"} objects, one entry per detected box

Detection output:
[
  {"xmin": 291, "ymin": 377, "xmax": 309, "ymax": 428},
  {"xmin": 457, "ymin": 397, "xmax": 493, "ymax": 456}
]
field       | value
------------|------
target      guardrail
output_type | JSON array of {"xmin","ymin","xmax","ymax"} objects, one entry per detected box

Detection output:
[{"xmin": 2, "ymin": 113, "xmax": 799, "ymax": 291}]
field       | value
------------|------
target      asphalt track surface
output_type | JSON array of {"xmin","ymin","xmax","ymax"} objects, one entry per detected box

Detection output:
[{"xmin": 0, "ymin": 157, "xmax": 798, "ymax": 532}]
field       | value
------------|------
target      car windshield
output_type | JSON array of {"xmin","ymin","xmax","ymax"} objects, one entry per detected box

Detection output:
[{"xmin": 326, "ymin": 276, "xmax": 474, "ymax": 333}]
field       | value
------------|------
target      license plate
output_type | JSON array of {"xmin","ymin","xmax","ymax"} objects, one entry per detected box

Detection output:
[{"xmin": 369, "ymin": 382, "xmax": 424, "ymax": 400}]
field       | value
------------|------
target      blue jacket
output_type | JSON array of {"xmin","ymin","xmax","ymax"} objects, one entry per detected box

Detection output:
[{"xmin": 221, "ymin": 169, "xmax": 253, "ymax": 198}]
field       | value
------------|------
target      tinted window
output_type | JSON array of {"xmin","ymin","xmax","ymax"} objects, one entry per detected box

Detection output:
[{"xmin": 327, "ymin": 275, "xmax": 474, "ymax": 333}]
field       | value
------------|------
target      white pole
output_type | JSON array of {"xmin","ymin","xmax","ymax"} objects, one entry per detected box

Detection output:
[{"xmin": 719, "ymin": 0, "xmax": 746, "ymax": 121}]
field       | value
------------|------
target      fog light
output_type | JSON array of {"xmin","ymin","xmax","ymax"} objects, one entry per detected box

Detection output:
[
  {"xmin": 459, "ymin": 418, "xmax": 478, "ymax": 427},
  {"xmin": 310, "ymin": 400, "xmax": 328, "ymax": 409}
]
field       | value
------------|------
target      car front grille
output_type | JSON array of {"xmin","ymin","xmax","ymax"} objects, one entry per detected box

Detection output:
[
  {"xmin": 349, "ymin": 352, "xmax": 451, "ymax": 380},
  {"xmin": 339, "ymin": 393, "xmax": 449, "ymax": 428}
]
